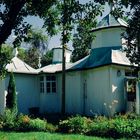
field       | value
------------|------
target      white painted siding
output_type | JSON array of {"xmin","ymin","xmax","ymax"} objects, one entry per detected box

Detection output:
[
  {"xmin": 91, "ymin": 28, "xmax": 125, "ymax": 48},
  {"xmin": 65, "ymin": 66, "xmax": 127, "ymax": 116},
  {"xmin": 109, "ymin": 67, "xmax": 126, "ymax": 115},
  {"xmin": 39, "ymin": 74, "xmax": 61, "ymax": 113},
  {"xmin": 65, "ymin": 67, "xmax": 112, "ymax": 116},
  {"xmin": 5, "ymin": 74, "xmax": 39, "ymax": 114},
  {"xmin": 83, "ymin": 67, "xmax": 111, "ymax": 116},
  {"xmin": 66, "ymin": 72, "xmax": 83, "ymax": 114},
  {"xmin": 0, "ymin": 79, "xmax": 5, "ymax": 114}
]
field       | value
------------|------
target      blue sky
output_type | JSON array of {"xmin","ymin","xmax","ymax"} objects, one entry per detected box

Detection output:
[
  {"xmin": 24, "ymin": 2, "xmax": 110, "ymax": 50},
  {"xmin": 7, "ymin": 1, "xmax": 110, "ymax": 50}
]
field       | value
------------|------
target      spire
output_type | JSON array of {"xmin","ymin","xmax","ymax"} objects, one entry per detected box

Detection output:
[
  {"xmin": 38, "ymin": 56, "xmax": 41, "ymax": 68},
  {"xmin": 13, "ymin": 47, "xmax": 18, "ymax": 57}
]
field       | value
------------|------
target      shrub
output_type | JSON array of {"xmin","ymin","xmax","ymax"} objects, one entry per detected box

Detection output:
[
  {"xmin": 87, "ymin": 116, "xmax": 113, "ymax": 137},
  {"xmin": 6, "ymin": 72, "xmax": 17, "ymax": 114},
  {"xmin": 2, "ymin": 109, "xmax": 17, "ymax": 131},
  {"xmin": 15, "ymin": 114, "xmax": 56, "ymax": 132},
  {"xmin": 15, "ymin": 114, "xmax": 31, "ymax": 131},
  {"xmin": 112, "ymin": 117, "xmax": 139, "ymax": 138},
  {"xmin": 58, "ymin": 114, "xmax": 140, "ymax": 139},
  {"xmin": 46, "ymin": 122, "xmax": 57, "ymax": 132},
  {"xmin": 29, "ymin": 118, "xmax": 46, "ymax": 131},
  {"xmin": 59, "ymin": 115, "xmax": 92, "ymax": 134}
]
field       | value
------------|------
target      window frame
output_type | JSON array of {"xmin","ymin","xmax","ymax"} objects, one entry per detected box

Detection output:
[
  {"xmin": 39, "ymin": 75, "xmax": 57, "ymax": 94},
  {"xmin": 46, "ymin": 75, "xmax": 57, "ymax": 93},
  {"xmin": 40, "ymin": 76, "xmax": 45, "ymax": 93}
]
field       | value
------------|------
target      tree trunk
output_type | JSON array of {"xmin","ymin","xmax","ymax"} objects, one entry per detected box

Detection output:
[{"xmin": 0, "ymin": 1, "xmax": 26, "ymax": 46}]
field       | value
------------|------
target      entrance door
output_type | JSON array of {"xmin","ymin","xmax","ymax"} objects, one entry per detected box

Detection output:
[{"xmin": 126, "ymin": 79, "xmax": 136, "ymax": 112}]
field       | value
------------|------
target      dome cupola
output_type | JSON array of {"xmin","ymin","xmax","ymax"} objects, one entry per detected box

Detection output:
[{"xmin": 91, "ymin": 14, "xmax": 128, "ymax": 49}]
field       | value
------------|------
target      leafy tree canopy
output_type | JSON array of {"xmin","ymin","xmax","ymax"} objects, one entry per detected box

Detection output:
[
  {"xmin": 24, "ymin": 28, "xmax": 48, "ymax": 55},
  {"xmin": 41, "ymin": 50, "xmax": 53, "ymax": 67},
  {"xmin": 0, "ymin": 0, "xmax": 58, "ymax": 46}
]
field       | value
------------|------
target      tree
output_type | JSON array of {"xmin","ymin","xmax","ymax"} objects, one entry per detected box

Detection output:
[
  {"xmin": 17, "ymin": 47, "xmax": 26, "ymax": 61},
  {"xmin": 24, "ymin": 28, "xmax": 48, "ymax": 55},
  {"xmin": 0, "ymin": 0, "xmax": 58, "ymax": 78},
  {"xmin": 58, "ymin": 0, "xmax": 102, "ymax": 114},
  {"xmin": 41, "ymin": 50, "xmax": 53, "ymax": 67},
  {"xmin": 124, "ymin": 2, "xmax": 140, "ymax": 71},
  {"xmin": 24, "ymin": 47, "xmax": 40, "ymax": 69},
  {"xmin": 71, "ymin": 7, "xmax": 100, "ymax": 62},
  {"xmin": 0, "ymin": 0, "xmax": 58, "ymax": 46},
  {"xmin": 6, "ymin": 72, "xmax": 17, "ymax": 113},
  {"xmin": 23, "ymin": 28, "xmax": 49, "ymax": 68},
  {"xmin": 0, "ymin": 44, "xmax": 12, "ymax": 78}
]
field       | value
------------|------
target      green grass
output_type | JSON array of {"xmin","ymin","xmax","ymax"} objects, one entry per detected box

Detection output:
[{"xmin": 0, "ymin": 132, "xmax": 107, "ymax": 140}]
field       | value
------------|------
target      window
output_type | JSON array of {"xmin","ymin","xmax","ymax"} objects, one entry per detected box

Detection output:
[
  {"xmin": 46, "ymin": 76, "xmax": 56, "ymax": 93},
  {"xmin": 40, "ymin": 76, "xmax": 44, "ymax": 93},
  {"xmin": 40, "ymin": 75, "xmax": 57, "ymax": 94}
]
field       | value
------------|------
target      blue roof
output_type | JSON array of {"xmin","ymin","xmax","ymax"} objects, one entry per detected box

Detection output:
[
  {"xmin": 91, "ymin": 14, "xmax": 128, "ymax": 31},
  {"xmin": 97, "ymin": 14, "xmax": 119, "ymax": 27},
  {"xmin": 69, "ymin": 46, "xmax": 131, "ymax": 71}
]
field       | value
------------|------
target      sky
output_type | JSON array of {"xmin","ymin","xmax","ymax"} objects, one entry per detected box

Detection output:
[
  {"xmin": 7, "ymin": 0, "xmax": 110, "ymax": 50},
  {"xmin": 24, "ymin": 2, "xmax": 110, "ymax": 50}
]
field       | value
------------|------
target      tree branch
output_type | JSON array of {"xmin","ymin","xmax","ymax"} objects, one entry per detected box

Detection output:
[{"xmin": 0, "ymin": 0, "xmax": 26, "ymax": 46}]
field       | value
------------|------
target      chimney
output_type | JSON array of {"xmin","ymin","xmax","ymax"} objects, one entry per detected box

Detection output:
[{"xmin": 52, "ymin": 47, "xmax": 72, "ymax": 64}]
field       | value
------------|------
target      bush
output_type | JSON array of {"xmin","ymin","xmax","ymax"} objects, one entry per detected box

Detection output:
[
  {"xmin": 112, "ymin": 117, "xmax": 139, "ymax": 138},
  {"xmin": 58, "ymin": 114, "xmax": 140, "ymax": 139},
  {"xmin": 0, "ymin": 112, "xmax": 56, "ymax": 132},
  {"xmin": 15, "ymin": 114, "xmax": 30, "ymax": 131},
  {"xmin": 46, "ymin": 122, "xmax": 57, "ymax": 132},
  {"xmin": 29, "ymin": 118, "xmax": 47, "ymax": 131},
  {"xmin": 15, "ymin": 114, "xmax": 56, "ymax": 132},
  {"xmin": 2, "ymin": 109, "xmax": 17, "ymax": 131},
  {"xmin": 87, "ymin": 116, "xmax": 110, "ymax": 137},
  {"xmin": 59, "ymin": 115, "xmax": 92, "ymax": 134}
]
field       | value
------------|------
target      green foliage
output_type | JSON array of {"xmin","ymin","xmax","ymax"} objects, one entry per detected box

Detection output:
[
  {"xmin": 59, "ymin": 115, "xmax": 92, "ymax": 134},
  {"xmin": 125, "ymin": 3, "xmax": 140, "ymax": 70},
  {"xmin": 6, "ymin": 72, "xmax": 17, "ymax": 113},
  {"xmin": 0, "ymin": 0, "xmax": 58, "ymax": 46},
  {"xmin": 1, "ymin": 109, "xmax": 17, "ymax": 131},
  {"xmin": 71, "ymin": 3, "xmax": 102, "ymax": 62},
  {"xmin": 17, "ymin": 48, "xmax": 26, "ymax": 61},
  {"xmin": 58, "ymin": 114, "xmax": 140, "ymax": 139},
  {"xmin": 0, "ymin": 132, "xmax": 106, "ymax": 140},
  {"xmin": 0, "ymin": 44, "xmax": 12, "ymax": 79},
  {"xmin": 24, "ymin": 28, "xmax": 48, "ymax": 55},
  {"xmin": 24, "ymin": 47, "xmax": 40, "ymax": 69},
  {"xmin": 0, "ymin": 113, "xmax": 56, "ymax": 132},
  {"xmin": 41, "ymin": 50, "xmax": 53, "ymax": 67},
  {"xmin": 28, "ymin": 118, "xmax": 47, "ymax": 131},
  {"xmin": 16, "ymin": 115, "xmax": 56, "ymax": 132}
]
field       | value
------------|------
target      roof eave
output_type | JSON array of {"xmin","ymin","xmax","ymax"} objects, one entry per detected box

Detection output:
[{"xmin": 90, "ymin": 25, "xmax": 127, "ymax": 33}]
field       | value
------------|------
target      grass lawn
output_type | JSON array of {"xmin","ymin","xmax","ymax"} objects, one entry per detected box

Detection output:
[{"xmin": 0, "ymin": 132, "xmax": 107, "ymax": 140}]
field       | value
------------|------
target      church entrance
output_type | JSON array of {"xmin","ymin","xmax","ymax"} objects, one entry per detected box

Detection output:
[{"xmin": 126, "ymin": 79, "xmax": 136, "ymax": 112}]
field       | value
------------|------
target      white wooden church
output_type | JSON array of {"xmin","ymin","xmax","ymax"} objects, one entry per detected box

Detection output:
[{"xmin": 0, "ymin": 13, "xmax": 139, "ymax": 116}]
